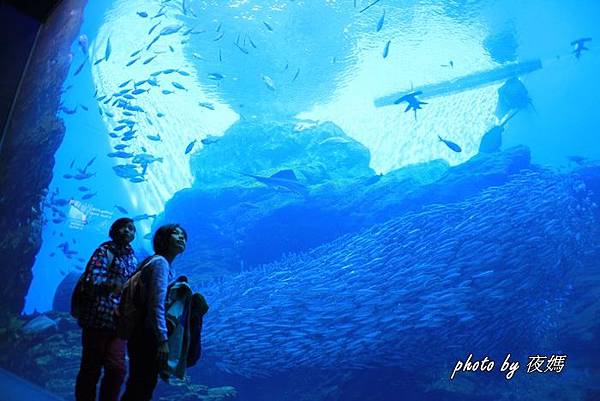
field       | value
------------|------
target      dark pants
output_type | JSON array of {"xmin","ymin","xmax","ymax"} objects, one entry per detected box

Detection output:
[
  {"xmin": 120, "ymin": 333, "xmax": 159, "ymax": 401},
  {"xmin": 75, "ymin": 328, "xmax": 126, "ymax": 401}
]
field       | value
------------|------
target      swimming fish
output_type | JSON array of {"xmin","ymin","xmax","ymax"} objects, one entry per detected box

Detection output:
[
  {"xmin": 78, "ymin": 34, "xmax": 88, "ymax": 55},
  {"xmin": 571, "ymin": 37, "xmax": 592, "ymax": 59},
  {"xmin": 383, "ymin": 40, "xmax": 391, "ymax": 58},
  {"xmin": 108, "ymin": 151, "xmax": 134, "ymax": 158},
  {"xmin": 263, "ymin": 21, "xmax": 273, "ymax": 31},
  {"xmin": 148, "ymin": 21, "xmax": 162, "ymax": 35},
  {"xmin": 59, "ymin": 105, "xmax": 77, "ymax": 115},
  {"xmin": 292, "ymin": 68, "xmax": 300, "ymax": 82},
  {"xmin": 73, "ymin": 171, "xmax": 96, "ymax": 180},
  {"xmin": 132, "ymin": 213, "xmax": 157, "ymax": 221},
  {"xmin": 234, "ymin": 42, "xmax": 248, "ymax": 54},
  {"xmin": 126, "ymin": 57, "xmax": 140, "ymax": 67},
  {"xmin": 113, "ymin": 164, "xmax": 143, "ymax": 179},
  {"xmin": 185, "ymin": 140, "xmax": 197, "ymax": 154},
  {"xmin": 201, "ymin": 136, "xmax": 220, "ymax": 146},
  {"xmin": 132, "ymin": 153, "xmax": 163, "ymax": 165},
  {"xmin": 143, "ymin": 55, "xmax": 157, "ymax": 65},
  {"xmin": 104, "ymin": 37, "xmax": 112, "ymax": 61},
  {"xmin": 137, "ymin": 11, "xmax": 148, "ymax": 17},
  {"xmin": 160, "ymin": 24, "xmax": 182, "ymax": 36},
  {"xmin": 181, "ymin": 0, "xmax": 188, "ymax": 15},
  {"xmin": 262, "ymin": 75, "xmax": 276, "ymax": 91},
  {"xmin": 376, "ymin": 10, "xmax": 385, "ymax": 32},
  {"xmin": 438, "ymin": 135, "xmax": 462, "ymax": 153},
  {"xmin": 248, "ymin": 35, "xmax": 257, "ymax": 49},
  {"xmin": 172, "ymin": 81, "xmax": 187, "ymax": 90},
  {"xmin": 152, "ymin": 10, "xmax": 165, "ymax": 19},
  {"xmin": 146, "ymin": 35, "xmax": 161, "ymax": 50},
  {"xmin": 74, "ymin": 60, "xmax": 87, "ymax": 76},
  {"xmin": 198, "ymin": 102, "xmax": 215, "ymax": 110},
  {"xmin": 82, "ymin": 156, "xmax": 96, "ymax": 173},
  {"xmin": 208, "ymin": 72, "xmax": 224, "ymax": 80},
  {"xmin": 114, "ymin": 205, "xmax": 128, "ymax": 214},
  {"xmin": 478, "ymin": 110, "xmax": 519, "ymax": 153},
  {"xmin": 238, "ymin": 169, "xmax": 308, "ymax": 196}
]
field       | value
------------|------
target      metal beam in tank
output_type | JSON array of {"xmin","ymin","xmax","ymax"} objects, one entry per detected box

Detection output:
[{"xmin": 373, "ymin": 58, "xmax": 543, "ymax": 107}]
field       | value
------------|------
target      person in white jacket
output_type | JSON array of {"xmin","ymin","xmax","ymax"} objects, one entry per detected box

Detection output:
[{"xmin": 120, "ymin": 224, "xmax": 187, "ymax": 401}]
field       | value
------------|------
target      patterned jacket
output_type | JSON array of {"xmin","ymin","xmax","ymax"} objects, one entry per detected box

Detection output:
[{"xmin": 78, "ymin": 241, "xmax": 138, "ymax": 331}]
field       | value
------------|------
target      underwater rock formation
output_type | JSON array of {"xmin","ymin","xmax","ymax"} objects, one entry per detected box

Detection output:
[
  {"xmin": 0, "ymin": 0, "xmax": 87, "ymax": 321},
  {"xmin": 52, "ymin": 271, "xmax": 79, "ymax": 312},
  {"xmin": 160, "ymin": 116, "xmax": 531, "ymax": 281},
  {"xmin": 198, "ymin": 168, "xmax": 598, "ymax": 377},
  {"xmin": 0, "ymin": 312, "xmax": 237, "ymax": 401},
  {"xmin": 21, "ymin": 315, "xmax": 57, "ymax": 336},
  {"xmin": 190, "ymin": 119, "xmax": 373, "ymax": 189}
]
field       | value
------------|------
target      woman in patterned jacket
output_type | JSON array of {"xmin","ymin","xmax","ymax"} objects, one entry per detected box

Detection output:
[{"xmin": 75, "ymin": 218, "xmax": 138, "ymax": 401}]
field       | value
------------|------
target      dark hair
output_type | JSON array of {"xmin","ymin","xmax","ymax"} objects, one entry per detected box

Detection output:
[
  {"xmin": 109, "ymin": 217, "xmax": 135, "ymax": 241},
  {"xmin": 153, "ymin": 224, "xmax": 187, "ymax": 255}
]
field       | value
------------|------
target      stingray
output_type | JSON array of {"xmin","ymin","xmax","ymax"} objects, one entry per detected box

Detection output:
[{"xmin": 238, "ymin": 169, "xmax": 308, "ymax": 196}]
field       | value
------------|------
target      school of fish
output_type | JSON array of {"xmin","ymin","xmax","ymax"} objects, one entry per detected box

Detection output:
[{"xmin": 198, "ymin": 170, "xmax": 598, "ymax": 377}]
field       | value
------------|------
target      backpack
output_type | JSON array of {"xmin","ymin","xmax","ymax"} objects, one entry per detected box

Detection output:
[
  {"xmin": 116, "ymin": 256, "xmax": 156, "ymax": 340},
  {"xmin": 71, "ymin": 248, "xmax": 114, "ymax": 319}
]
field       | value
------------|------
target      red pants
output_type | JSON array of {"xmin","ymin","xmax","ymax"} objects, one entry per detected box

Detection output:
[{"xmin": 75, "ymin": 328, "xmax": 126, "ymax": 401}]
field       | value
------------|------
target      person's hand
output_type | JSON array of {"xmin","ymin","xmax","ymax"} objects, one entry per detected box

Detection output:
[{"xmin": 157, "ymin": 341, "xmax": 169, "ymax": 367}]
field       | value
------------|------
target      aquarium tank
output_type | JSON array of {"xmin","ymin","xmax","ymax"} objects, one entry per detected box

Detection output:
[{"xmin": 0, "ymin": 0, "xmax": 599, "ymax": 400}]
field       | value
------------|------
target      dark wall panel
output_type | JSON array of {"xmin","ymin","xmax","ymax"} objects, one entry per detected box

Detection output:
[{"xmin": 0, "ymin": 3, "xmax": 40, "ymax": 139}]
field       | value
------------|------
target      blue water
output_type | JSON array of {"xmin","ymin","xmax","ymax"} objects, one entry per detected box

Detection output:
[{"xmin": 16, "ymin": 0, "xmax": 600, "ymax": 400}]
